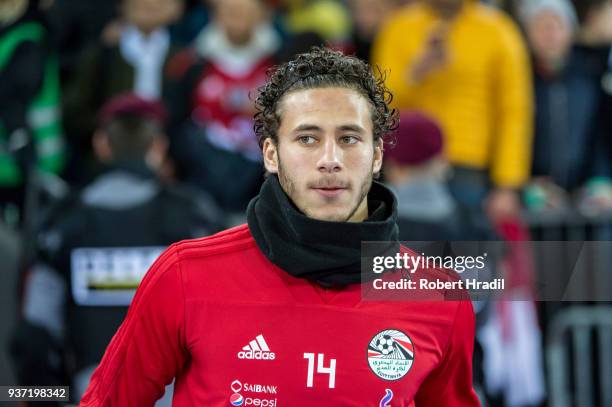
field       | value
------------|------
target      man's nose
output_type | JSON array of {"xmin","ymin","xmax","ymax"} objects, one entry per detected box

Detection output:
[{"xmin": 317, "ymin": 139, "xmax": 342, "ymax": 173}]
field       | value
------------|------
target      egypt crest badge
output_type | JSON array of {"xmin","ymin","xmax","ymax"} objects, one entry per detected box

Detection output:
[{"xmin": 367, "ymin": 329, "xmax": 414, "ymax": 381}]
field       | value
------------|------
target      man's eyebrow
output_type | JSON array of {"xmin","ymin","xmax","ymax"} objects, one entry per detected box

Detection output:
[
  {"xmin": 293, "ymin": 124, "xmax": 323, "ymax": 132},
  {"xmin": 338, "ymin": 124, "xmax": 366, "ymax": 134},
  {"xmin": 292, "ymin": 124, "xmax": 367, "ymax": 133}
]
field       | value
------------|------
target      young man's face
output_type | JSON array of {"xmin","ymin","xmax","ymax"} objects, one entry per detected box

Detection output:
[{"xmin": 263, "ymin": 87, "xmax": 383, "ymax": 223}]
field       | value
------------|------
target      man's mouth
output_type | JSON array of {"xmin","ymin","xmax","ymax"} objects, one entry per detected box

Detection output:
[{"xmin": 312, "ymin": 187, "xmax": 347, "ymax": 198}]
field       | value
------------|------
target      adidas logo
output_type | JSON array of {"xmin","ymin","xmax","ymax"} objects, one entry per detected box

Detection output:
[{"xmin": 237, "ymin": 334, "xmax": 276, "ymax": 360}]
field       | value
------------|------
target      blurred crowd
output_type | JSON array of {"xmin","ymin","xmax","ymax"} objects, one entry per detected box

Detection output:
[
  {"xmin": 1, "ymin": 0, "xmax": 611, "ymax": 406},
  {"xmin": 1, "ymin": 0, "xmax": 611, "ymax": 224}
]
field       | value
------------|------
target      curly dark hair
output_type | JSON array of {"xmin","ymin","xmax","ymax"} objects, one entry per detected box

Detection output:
[{"xmin": 254, "ymin": 47, "xmax": 398, "ymax": 148}]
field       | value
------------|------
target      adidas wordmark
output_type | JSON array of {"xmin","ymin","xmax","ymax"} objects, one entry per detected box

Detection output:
[{"xmin": 237, "ymin": 334, "xmax": 276, "ymax": 360}]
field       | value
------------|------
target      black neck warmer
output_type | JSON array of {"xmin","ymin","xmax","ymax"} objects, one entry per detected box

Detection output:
[{"xmin": 247, "ymin": 175, "xmax": 399, "ymax": 288}]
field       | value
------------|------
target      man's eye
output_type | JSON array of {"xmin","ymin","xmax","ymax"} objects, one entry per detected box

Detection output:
[
  {"xmin": 340, "ymin": 135, "xmax": 359, "ymax": 144},
  {"xmin": 298, "ymin": 135, "xmax": 317, "ymax": 144}
]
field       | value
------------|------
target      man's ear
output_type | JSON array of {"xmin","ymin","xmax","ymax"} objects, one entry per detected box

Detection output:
[
  {"xmin": 146, "ymin": 135, "xmax": 168, "ymax": 170},
  {"xmin": 92, "ymin": 130, "xmax": 113, "ymax": 163},
  {"xmin": 373, "ymin": 138, "xmax": 383, "ymax": 175},
  {"xmin": 262, "ymin": 138, "xmax": 279, "ymax": 174}
]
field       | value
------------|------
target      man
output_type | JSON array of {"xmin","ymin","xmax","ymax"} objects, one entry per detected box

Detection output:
[
  {"xmin": 64, "ymin": 0, "xmax": 184, "ymax": 183},
  {"xmin": 520, "ymin": 0, "xmax": 602, "ymax": 210},
  {"xmin": 384, "ymin": 111, "xmax": 474, "ymax": 241},
  {"xmin": 168, "ymin": 0, "xmax": 280, "ymax": 215},
  {"xmin": 372, "ymin": 0, "xmax": 533, "ymax": 224},
  {"xmin": 0, "ymin": 0, "xmax": 65, "ymax": 223},
  {"xmin": 80, "ymin": 48, "xmax": 479, "ymax": 406},
  {"xmin": 10, "ymin": 94, "xmax": 221, "ymax": 402},
  {"xmin": 571, "ymin": 0, "xmax": 612, "ymax": 216}
]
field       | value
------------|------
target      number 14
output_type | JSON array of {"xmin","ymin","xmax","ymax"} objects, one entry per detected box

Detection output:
[{"xmin": 304, "ymin": 353, "xmax": 336, "ymax": 388}]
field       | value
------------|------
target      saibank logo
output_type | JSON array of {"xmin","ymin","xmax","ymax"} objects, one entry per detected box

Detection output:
[
  {"xmin": 229, "ymin": 380, "xmax": 278, "ymax": 406},
  {"xmin": 237, "ymin": 334, "xmax": 276, "ymax": 360},
  {"xmin": 231, "ymin": 380, "xmax": 243, "ymax": 393}
]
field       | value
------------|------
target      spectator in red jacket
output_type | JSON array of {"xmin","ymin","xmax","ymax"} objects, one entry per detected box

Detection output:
[{"xmin": 168, "ymin": 0, "xmax": 281, "ymax": 217}]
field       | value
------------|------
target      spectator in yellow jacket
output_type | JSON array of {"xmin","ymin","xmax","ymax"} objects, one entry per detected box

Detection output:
[{"xmin": 373, "ymin": 0, "xmax": 533, "ymax": 222}]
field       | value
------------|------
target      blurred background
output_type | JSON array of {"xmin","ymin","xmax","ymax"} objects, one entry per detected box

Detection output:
[{"xmin": 0, "ymin": 0, "xmax": 611, "ymax": 406}]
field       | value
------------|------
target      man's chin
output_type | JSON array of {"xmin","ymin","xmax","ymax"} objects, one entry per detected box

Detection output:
[{"xmin": 303, "ymin": 209, "xmax": 351, "ymax": 223}]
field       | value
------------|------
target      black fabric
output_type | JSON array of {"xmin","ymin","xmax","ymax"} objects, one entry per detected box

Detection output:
[
  {"xmin": 531, "ymin": 46, "xmax": 604, "ymax": 190},
  {"xmin": 0, "ymin": 10, "xmax": 47, "ymax": 134},
  {"xmin": 106, "ymin": 159, "xmax": 156, "ymax": 180},
  {"xmin": 28, "ymin": 163, "xmax": 222, "ymax": 372},
  {"xmin": 10, "ymin": 320, "xmax": 66, "ymax": 387},
  {"xmin": 171, "ymin": 121, "xmax": 264, "ymax": 212},
  {"xmin": 0, "ymin": 41, "xmax": 45, "ymax": 133},
  {"xmin": 247, "ymin": 175, "xmax": 399, "ymax": 287},
  {"xmin": 350, "ymin": 31, "xmax": 373, "ymax": 64}
]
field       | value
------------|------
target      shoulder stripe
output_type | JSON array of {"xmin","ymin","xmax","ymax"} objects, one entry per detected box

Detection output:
[{"xmin": 174, "ymin": 224, "xmax": 257, "ymax": 258}]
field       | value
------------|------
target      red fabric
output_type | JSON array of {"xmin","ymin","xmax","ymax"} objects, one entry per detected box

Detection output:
[
  {"xmin": 98, "ymin": 93, "xmax": 167, "ymax": 127},
  {"xmin": 190, "ymin": 59, "xmax": 272, "ymax": 157},
  {"xmin": 80, "ymin": 225, "xmax": 480, "ymax": 406},
  {"xmin": 165, "ymin": 49, "xmax": 199, "ymax": 80},
  {"xmin": 494, "ymin": 219, "xmax": 538, "ymax": 340},
  {"xmin": 495, "ymin": 219, "xmax": 536, "ymax": 293}
]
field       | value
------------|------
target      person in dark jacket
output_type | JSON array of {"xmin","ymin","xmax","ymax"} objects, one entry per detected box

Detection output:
[
  {"xmin": 571, "ymin": 0, "xmax": 612, "ymax": 215},
  {"xmin": 0, "ymin": 0, "xmax": 65, "ymax": 223},
  {"xmin": 521, "ymin": 0, "xmax": 605, "ymax": 210},
  {"xmin": 10, "ymin": 93, "xmax": 222, "ymax": 403},
  {"xmin": 63, "ymin": 0, "xmax": 185, "ymax": 184}
]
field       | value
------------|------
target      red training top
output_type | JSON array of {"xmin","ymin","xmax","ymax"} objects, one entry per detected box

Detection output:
[{"xmin": 80, "ymin": 225, "xmax": 480, "ymax": 406}]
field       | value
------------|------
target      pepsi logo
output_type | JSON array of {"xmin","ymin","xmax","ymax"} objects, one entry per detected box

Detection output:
[{"xmin": 230, "ymin": 393, "xmax": 244, "ymax": 406}]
